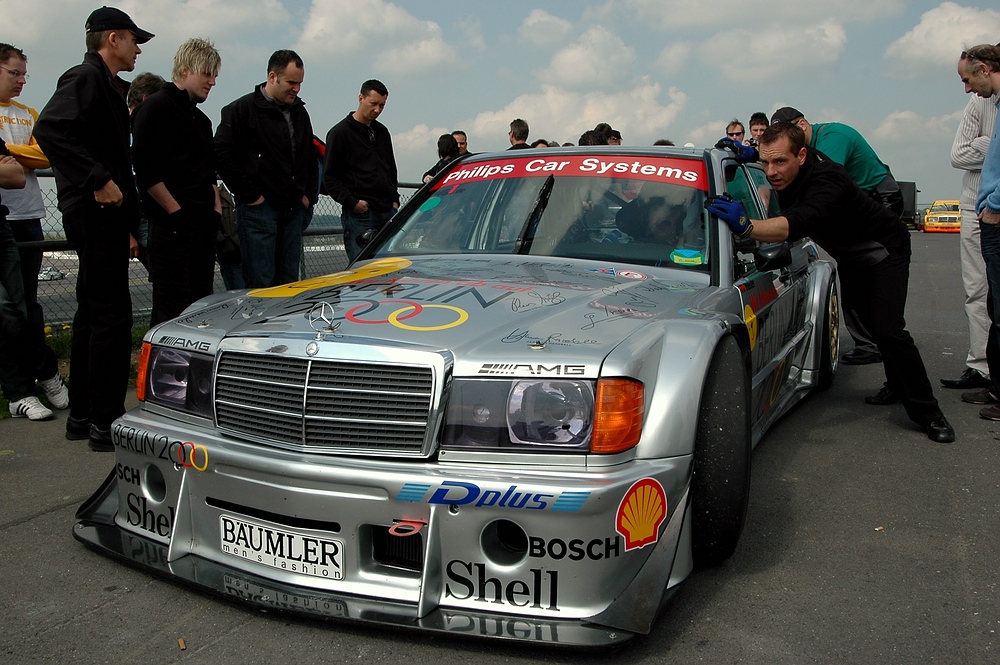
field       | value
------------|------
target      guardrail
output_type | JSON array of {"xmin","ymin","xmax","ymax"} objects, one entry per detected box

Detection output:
[{"xmin": 16, "ymin": 170, "xmax": 421, "ymax": 328}]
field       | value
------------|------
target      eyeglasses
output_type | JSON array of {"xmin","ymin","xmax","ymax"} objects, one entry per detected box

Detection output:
[
  {"xmin": 727, "ymin": 131, "xmax": 744, "ymax": 137},
  {"xmin": 0, "ymin": 67, "xmax": 28, "ymax": 81}
]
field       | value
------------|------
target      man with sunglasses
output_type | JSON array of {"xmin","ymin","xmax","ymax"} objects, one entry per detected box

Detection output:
[
  {"xmin": 323, "ymin": 79, "xmax": 399, "ymax": 262},
  {"xmin": 725, "ymin": 119, "xmax": 745, "ymax": 142}
]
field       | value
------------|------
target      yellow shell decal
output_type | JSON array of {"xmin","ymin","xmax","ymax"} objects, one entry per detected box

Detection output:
[
  {"xmin": 744, "ymin": 304, "xmax": 758, "ymax": 351},
  {"xmin": 616, "ymin": 478, "xmax": 667, "ymax": 551},
  {"xmin": 247, "ymin": 257, "xmax": 413, "ymax": 298}
]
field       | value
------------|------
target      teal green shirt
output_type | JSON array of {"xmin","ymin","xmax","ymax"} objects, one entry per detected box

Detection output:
[{"xmin": 809, "ymin": 122, "xmax": 889, "ymax": 193}]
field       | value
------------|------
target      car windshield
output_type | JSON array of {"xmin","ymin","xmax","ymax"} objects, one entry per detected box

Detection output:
[
  {"xmin": 931, "ymin": 203, "xmax": 959, "ymax": 212},
  {"xmin": 371, "ymin": 154, "xmax": 711, "ymax": 271}
]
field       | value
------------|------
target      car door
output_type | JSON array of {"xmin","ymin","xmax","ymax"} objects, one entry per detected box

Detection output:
[{"xmin": 725, "ymin": 164, "xmax": 811, "ymax": 436}]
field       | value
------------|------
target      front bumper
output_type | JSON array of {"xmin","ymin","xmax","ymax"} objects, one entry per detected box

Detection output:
[{"xmin": 75, "ymin": 409, "xmax": 694, "ymax": 646}]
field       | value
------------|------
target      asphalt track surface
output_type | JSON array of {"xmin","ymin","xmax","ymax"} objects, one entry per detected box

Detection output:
[{"xmin": 2, "ymin": 232, "xmax": 997, "ymax": 664}]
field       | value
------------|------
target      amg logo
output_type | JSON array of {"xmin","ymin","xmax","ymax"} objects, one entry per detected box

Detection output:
[
  {"xmin": 157, "ymin": 335, "xmax": 211, "ymax": 352},
  {"xmin": 478, "ymin": 363, "xmax": 585, "ymax": 376}
]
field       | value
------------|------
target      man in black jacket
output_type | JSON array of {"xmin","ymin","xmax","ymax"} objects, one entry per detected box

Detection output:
[
  {"xmin": 215, "ymin": 49, "xmax": 317, "ymax": 287},
  {"xmin": 132, "ymin": 38, "xmax": 222, "ymax": 325},
  {"xmin": 708, "ymin": 122, "xmax": 955, "ymax": 443},
  {"xmin": 324, "ymin": 79, "xmax": 399, "ymax": 262},
  {"xmin": 33, "ymin": 6, "xmax": 153, "ymax": 451}
]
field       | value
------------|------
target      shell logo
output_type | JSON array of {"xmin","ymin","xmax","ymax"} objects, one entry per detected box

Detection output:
[{"xmin": 615, "ymin": 478, "xmax": 667, "ymax": 551}]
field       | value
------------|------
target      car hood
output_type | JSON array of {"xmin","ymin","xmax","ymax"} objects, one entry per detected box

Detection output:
[{"xmin": 158, "ymin": 256, "xmax": 714, "ymax": 372}]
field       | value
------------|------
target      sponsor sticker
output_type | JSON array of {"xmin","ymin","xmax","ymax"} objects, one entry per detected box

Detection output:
[
  {"xmin": 248, "ymin": 257, "xmax": 412, "ymax": 298},
  {"xmin": 434, "ymin": 155, "xmax": 708, "ymax": 191},
  {"xmin": 615, "ymin": 478, "xmax": 667, "ymax": 551},
  {"xmin": 220, "ymin": 515, "xmax": 344, "ymax": 580}
]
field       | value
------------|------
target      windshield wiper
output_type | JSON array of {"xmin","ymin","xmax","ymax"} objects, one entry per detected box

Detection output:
[{"xmin": 515, "ymin": 174, "xmax": 554, "ymax": 254}]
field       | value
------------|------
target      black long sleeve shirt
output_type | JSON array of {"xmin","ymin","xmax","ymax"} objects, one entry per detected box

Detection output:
[
  {"xmin": 323, "ymin": 113, "xmax": 399, "ymax": 214},
  {"xmin": 780, "ymin": 150, "xmax": 908, "ymax": 267},
  {"xmin": 131, "ymin": 82, "xmax": 217, "ymax": 215}
]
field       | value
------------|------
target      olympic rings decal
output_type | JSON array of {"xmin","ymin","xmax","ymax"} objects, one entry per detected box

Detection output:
[
  {"xmin": 174, "ymin": 441, "xmax": 209, "ymax": 472},
  {"xmin": 345, "ymin": 299, "xmax": 469, "ymax": 331}
]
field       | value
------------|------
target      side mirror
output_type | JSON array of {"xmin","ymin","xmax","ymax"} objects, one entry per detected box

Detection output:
[
  {"xmin": 754, "ymin": 241, "xmax": 792, "ymax": 271},
  {"xmin": 357, "ymin": 228, "xmax": 376, "ymax": 249}
]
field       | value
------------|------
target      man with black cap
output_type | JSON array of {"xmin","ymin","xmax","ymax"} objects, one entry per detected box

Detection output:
[
  {"xmin": 33, "ymin": 6, "xmax": 153, "ymax": 451},
  {"xmin": 708, "ymin": 121, "xmax": 955, "ymax": 443},
  {"xmin": 771, "ymin": 106, "xmax": 902, "ymax": 367}
]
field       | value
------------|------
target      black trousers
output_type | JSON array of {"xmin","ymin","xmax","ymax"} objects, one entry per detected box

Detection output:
[
  {"xmin": 9, "ymin": 218, "xmax": 59, "ymax": 381},
  {"xmin": 148, "ymin": 209, "xmax": 219, "ymax": 326},
  {"xmin": 62, "ymin": 202, "xmax": 133, "ymax": 430},
  {"xmin": 838, "ymin": 234, "xmax": 942, "ymax": 426}
]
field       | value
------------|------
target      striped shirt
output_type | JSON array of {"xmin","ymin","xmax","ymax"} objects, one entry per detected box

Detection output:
[{"xmin": 950, "ymin": 91, "xmax": 1000, "ymax": 208}]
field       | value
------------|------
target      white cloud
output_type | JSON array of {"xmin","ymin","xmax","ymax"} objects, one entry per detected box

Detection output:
[
  {"xmin": 657, "ymin": 42, "xmax": 692, "ymax": 73},
  {"xmin": 520, "ymin": 9, "xmax": 574, "ymax": 45},
  {"xmin": 623, "ymin": 0, "xmax": 903, "ymax": 30},
  {"xmin": 297, "ymin": 0, "xmax": 459, "ymax": 74},
  {"xmin": 886, "ymin": 2, "xmax": 1000, "ymax": 70},
  {"xmin": 700, "ymin": 21, "xmax": 847, "ymax": 81},
  {"xmin": 539, "ymin": 26, "xmax": 636, "ymax": 89},
  {"xmin": 872, "ymin": 109, "xmax": 964, "ymax": 142}
]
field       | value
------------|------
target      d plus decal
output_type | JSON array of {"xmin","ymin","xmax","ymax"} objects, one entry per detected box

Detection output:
[{"xmin": 616, "ymin": 478, "xmax": 666, "ymax": 551}]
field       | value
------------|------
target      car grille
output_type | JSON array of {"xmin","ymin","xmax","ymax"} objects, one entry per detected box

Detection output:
[{"xmin": 214, "ymin": 352, "xmax": 436, "ymax": 456}]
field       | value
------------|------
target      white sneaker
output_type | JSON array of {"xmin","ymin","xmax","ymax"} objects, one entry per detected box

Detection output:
[
  {"xmin": 9, "ymin": 395, "xmax": 54, "ymax": 421},
  {"xmin": 38, "ymin": 372, "xmax": 70, "ymax": 410}
]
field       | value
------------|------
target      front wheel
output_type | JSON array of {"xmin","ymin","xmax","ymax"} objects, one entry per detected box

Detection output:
[
  {"xmin": 690, "ymin": 336, "xmax": 751, "ymax": 566},
  {"xmin": 817, "ymin": 280, "xmax": 839, "ymax": 391}
]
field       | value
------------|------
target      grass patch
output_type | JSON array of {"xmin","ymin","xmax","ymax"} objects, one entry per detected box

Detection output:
[{"xmin": 0, "ymin": 324, "xmax": 148, "ymax": 419}]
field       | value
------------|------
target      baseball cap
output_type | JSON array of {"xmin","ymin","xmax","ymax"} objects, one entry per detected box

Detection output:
[
  {"xmin": 770, "ymin": 107, "xmax": 803, "ymax": 125},
  {"xmin": 86, "ymin": 6, "xmax": 155, "ymax": 44}
]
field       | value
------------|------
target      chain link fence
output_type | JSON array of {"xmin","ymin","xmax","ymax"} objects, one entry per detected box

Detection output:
[{"xmin": 28, "ymin": 175, "xmax": 418, "ymax": 329}]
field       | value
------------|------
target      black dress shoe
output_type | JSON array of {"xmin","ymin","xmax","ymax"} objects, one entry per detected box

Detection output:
[
  {"xmin": 88, "ymin": 425, "xmax": 115, "ymax": 452},
  {"xmin": 925, "ymin": 416, "xmax": 955, "ymax": 443},
  {"xmin": 865, "ymin": 385, "xmax": 900, "ymax": 405},
  {"xmin": 940, "ymin": 368, "xmax": 991, "ymax": 389},
  {"xmin": 961, "ymin": 389, "xmax": 997, "ymax": 405},
  {"xmin": 841, "ymin": 348, "xmax": 882, "ymax": 365},
  {"xmin": 65, "ymin": 416, "xmax": 91, "ymax": 441}
]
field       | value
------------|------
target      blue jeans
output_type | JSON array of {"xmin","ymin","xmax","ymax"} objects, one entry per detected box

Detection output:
[
  {"xmin": 980, "ymin": 222, "xmax": 1000, "ymax": 393},
  {"xmin": 0, "ymin": 219, "xmax": 34, "ymax": 401},
  {"xmin": 237, "ymin": 200, "xmax": 312, "ymax": 288},
  {"xmin": 342, "ymin": 208, "xmax": 394, "ymax": 262}
]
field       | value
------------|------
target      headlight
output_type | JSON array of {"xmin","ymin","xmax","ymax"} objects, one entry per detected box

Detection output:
[
  {"xmin": 139, "ymin": 344, "xmax": 214, "ymax": 418},
  {"xmin": 442, "ymin": 377, "xmax": 643, "ymax": 454}
]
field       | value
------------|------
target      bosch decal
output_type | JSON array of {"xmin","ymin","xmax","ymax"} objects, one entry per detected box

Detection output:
[
  {"xmin": 529, "ymin": 536, "xmax": 621, "ymax": 561},
  {"xmin": 396, "ymin": 481, "xmax": 591, "ymax": 512}
]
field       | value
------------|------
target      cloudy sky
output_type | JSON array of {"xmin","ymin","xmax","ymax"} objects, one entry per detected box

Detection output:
[{"xmin": 10, "ymin": 0, "xmax": 1000, "ymax": 202}]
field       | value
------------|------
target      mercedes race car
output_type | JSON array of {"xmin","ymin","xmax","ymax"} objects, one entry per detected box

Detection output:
[{"xmin": 76, "ymin": 145, "xmax": 839, "ymax": 646}]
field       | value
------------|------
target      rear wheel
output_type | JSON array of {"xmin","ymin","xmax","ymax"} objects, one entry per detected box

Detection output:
[
  {"xmin": 817, "ymin": 280, "xmax": 839, "ymax": 391},
  {"xmin": 691, "ymin": 336, "xmax": 751, "ymax": 566}
]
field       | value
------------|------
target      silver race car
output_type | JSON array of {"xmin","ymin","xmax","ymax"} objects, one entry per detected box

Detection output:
[{"xmin": 76, "ymin": 146, "xmax": 839, "ymax": 646}]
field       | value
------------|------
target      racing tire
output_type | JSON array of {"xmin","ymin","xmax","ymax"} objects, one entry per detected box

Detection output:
[
  {"xmin": 690, "ymin": 335, "xmax": 752, "ymax": 567},
  {"xmin": 816, "ymin": 280, "xmax": 839, "ymax": 391}
]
